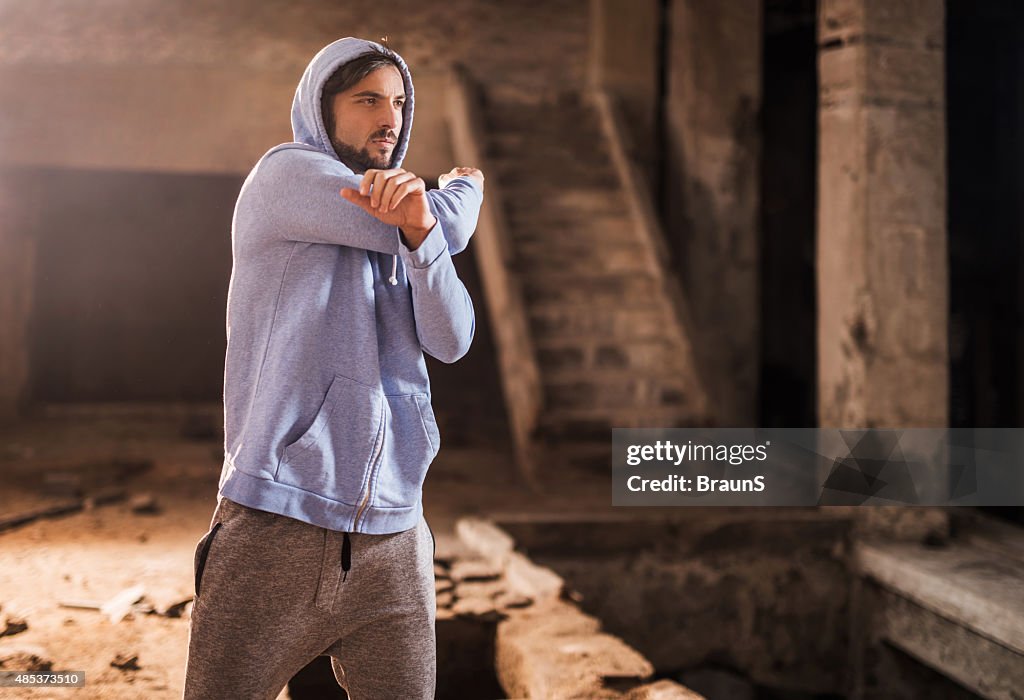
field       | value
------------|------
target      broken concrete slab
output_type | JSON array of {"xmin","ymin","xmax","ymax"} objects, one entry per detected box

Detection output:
[
  {"xmin": 494, "ymin": 591, "xmax": 534, "ymax": 610},
  {"xmin": 504, "ymin": 550, "xmax": 564, "ymax": 601},
  {"xmin": 449, "ymin": 558, "xmax": 504, "ymax": 582},
  {"xmin": 677, "ymin": 668, "xmax": 754, "ymax": 700},
  {"xmin": 59, "ymin": 585, "xmax": 190, "ymax": 622},
  {"xmin": 855, "ymin": 538, "xmax": 1024, "ymax": 655},
  {"xmin": 454, "ymin": 516, "xmax": 564, "ymax": 601},
  {"xmin": 623, "ymin": 679, "xmax": 707, "ymax": 700},
  {"xmin": 496, "ymin": 600, "xmax": 653, "ymax": 699},
  {"xmin": 455, "ymin": 517, "xmax": 516, "ymax": 562},
  {"xmin": 452, "ymin": 579, "xmax": 507, "ymax": 601},
  {"xmin": 100, "ymin": 585, "xmax": 146, "ymax": 624}
]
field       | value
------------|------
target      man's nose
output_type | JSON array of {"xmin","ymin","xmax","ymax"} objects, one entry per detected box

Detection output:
[{"xmin": 379, "ymin": 105, "xmax": 401, "ymax": 130}]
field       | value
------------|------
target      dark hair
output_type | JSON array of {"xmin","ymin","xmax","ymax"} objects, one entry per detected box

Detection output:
[{"xmin": 321, "ymin": 48, "xmax": 402, "ymax": 140}]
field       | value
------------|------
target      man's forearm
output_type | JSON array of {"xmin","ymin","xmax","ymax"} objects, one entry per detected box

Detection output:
[
  {"xmin": 425, "ymin": 177, "xmax": 483, "ymax": 256},
  {"xmin": 397, "ymin": 220, "xmax": 475, "ymax": 363}
]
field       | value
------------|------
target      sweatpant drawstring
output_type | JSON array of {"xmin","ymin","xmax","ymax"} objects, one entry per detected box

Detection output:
[{"xmin": 341, "ymin": 531, "xmax": 351, "ymax": 582}]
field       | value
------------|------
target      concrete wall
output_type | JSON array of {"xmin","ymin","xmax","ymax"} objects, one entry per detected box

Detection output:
[
  {"xmin": 502, "ymin": 513, "xmax": 854, "ymax": 695},
  {"xmin": 0, "ymin": 0, "xmax": 590, "ymax": 424},
  {"xmin": 663, "ymin": 0, "xmax": 762, "ymax": 426},
  {"xmin": 4, "ymin": 168, "xmax": 237, "ymax": 402},
  {"xmin": 588, "ymin": 0, "xmax": 662, "ymax": 175},
  {"xmin": 0, "ymin": 178, "xmax": 36, "ymax": 421}
]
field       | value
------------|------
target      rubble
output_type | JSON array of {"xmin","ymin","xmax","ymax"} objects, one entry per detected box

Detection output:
[
  {"xmin": 0, "ymin": 643, "xmax": 53, "ymax": 672},
  {"xmin": 0, "ymin": 487, "xmax": 129, "ymax": 532},
  {"xmin": 60, "ymin": 590, "xmax": 194, "ymax": 620},
  {"xmin": 449, "ymin": 559, "xmax": 503, "ymax": 583},
  {"xmin": 129, "ymin": 492, "xmax": 161, "ymax": 514},
  {"xmin": 1, "ymin": 614, "xmax": 27, "ymax": 637},
  {"xmin": 110, "ymin": 652, "xmax": 140, "ymax": 671},
  {"xmin": 100, "ymin": 585, "xmax": 146, "ymax": 624}
]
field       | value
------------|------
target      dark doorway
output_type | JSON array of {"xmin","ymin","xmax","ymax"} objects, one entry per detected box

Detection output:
[
  {"xmin": 947, "ymin": 0, "xmax": 1024, "ymax": 523},
  {"xmin": 16, "ymin": 167, "xmax": 238, "ymax": 403},
  {"xmin": 759, "ymin": 0, "xmax": 818, "ymax": 428}
]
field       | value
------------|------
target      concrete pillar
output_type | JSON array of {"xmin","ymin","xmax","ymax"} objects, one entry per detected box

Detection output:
[
  {"xmin": 818, "ymin": 0, "xmax": 949, "ymax": 540},
  {"xmin": 817, "ymin": 0, "xmax": 947, "ymax": 429},
  {"xmin": 664, "ymin": 0, "xmax": 762, "ymax": 426},
  {"xmin": 0, "ymin": 174, "xmax": 35, "ymax": 422}
]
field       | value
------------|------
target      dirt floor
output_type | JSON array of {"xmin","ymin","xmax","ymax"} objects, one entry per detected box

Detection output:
[{"xmin": 0, "ymin": 403, "xmax": 612, "ymax": 699}]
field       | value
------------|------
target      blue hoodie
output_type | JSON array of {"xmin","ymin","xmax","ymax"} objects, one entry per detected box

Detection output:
[{"xmin": 217, "ymin": 37, "xmax": 482, "ymax": 535}]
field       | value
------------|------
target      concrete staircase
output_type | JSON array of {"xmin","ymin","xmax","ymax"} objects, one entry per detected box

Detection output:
[{"xmin": 477, "ymin": 92, "xmax": 706, "ymax": 466}]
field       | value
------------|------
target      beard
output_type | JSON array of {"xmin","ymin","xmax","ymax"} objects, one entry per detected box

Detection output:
[{"xmin": 329, "ymin": 132, "xmax": 395, "ymax": 173}]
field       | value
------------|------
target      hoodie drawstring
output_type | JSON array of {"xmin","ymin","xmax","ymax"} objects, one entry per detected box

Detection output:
[
  {"xmin": 341, "ymin": 531, "xmax": 352, "ymax": 581},
  {"xmin": 389, "ymin": 255, "xmax": 398, "ymax": 286}
]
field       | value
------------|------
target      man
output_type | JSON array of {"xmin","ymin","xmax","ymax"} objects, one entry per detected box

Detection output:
[{"xmin": 183, "ymin": 37, "xmax": 484, "ymax": 699}]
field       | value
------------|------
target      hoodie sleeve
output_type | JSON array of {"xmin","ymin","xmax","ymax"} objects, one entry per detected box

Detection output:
[
  {"xmin": 255, "ymin": 148, "xmax": 402, "ymax": 254},
  {"xmin": 258, "ymin": 148, "xmax": 482, "ymax": 259},
  {"xmin": 426, "ymin": 176, "xmax": 484, "ymax": 256},
  {"xmin": 398, "ymin": 220, "xmax": 476, "ymax": 364}
]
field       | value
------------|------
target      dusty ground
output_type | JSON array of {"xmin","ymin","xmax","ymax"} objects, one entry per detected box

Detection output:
[{"xmin": 0, "ymin": 403, "xmax": 611, "ymax": 699}]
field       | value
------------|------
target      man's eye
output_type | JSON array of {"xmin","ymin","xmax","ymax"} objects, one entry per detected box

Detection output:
[
  {"xmin": 395, "ymin": 100, "xmax": 405, "ymax": 107},
  {"xmin": 363, "ymin": 98, "xmax": 376, "ymax": 105}
]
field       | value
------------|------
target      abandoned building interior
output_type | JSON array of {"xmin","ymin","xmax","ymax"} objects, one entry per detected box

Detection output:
[{"xmin": 0, "ymin": 0, "xmax": 1022, "ymax": 698}]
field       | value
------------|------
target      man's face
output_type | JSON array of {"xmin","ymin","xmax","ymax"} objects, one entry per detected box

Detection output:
[{"xmin": 328, "ymin": 65, "xmax": 405, "ymax": 172}]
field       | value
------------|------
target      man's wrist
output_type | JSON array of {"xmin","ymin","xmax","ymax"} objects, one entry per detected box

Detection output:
[{"xmin": 399, "ymin": 216, "xmax": 437, "ymax": 251}]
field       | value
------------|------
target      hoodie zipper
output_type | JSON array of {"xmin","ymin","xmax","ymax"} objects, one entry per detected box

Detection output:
[{"xmin": 353, "ymin": 403, "xmax": 386, "ymax": 530}]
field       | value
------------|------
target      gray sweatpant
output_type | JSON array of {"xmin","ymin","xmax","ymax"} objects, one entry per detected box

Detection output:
[{"xmin": 182, "ymin": 496, "xmax": 437, "ymax": 699}]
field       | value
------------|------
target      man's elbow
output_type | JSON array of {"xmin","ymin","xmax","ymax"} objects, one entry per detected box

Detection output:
[
  {"xmin": 425, "ymin": 320, "xmax": 475, "ymax": 364},
  {"xmin": 427, "ymin": 335, "xmax": 473, "ymax": 364}
]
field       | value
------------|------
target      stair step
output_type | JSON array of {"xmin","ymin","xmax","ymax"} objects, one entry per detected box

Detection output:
[
  {"xmin": 499, "ymin": 187, "xmax": 629, "ymax": 213},
  {"xmin": 521, "ymin": 274, "xmax": 659, "ymax": 305},
  {"xmin": 493, "ymin": 165, "xmax": 619, "ymax": 189},
  {"xmin": 534, "ymin": 338, "xmax": 688, "ymax": 372},
  {"xmin": 510, "ymin": 235, "xmax": 640, "ymax": 259},
  {"xmin": 485, "ymin": 106, "xmax": 601, "ymax": 135},
  {"xmin": 509, "ymin": 252, "xmax": 651, "ymax": 276},
  {"xmin": 508, "ymin": 221, "xmax": 637, "ymax": 245},
  {"xmin": 528, "ymin": 304, "xmax": 673, "ymax": 339},
  {"xmin": 506, "ymin": 211, "xmax": 633, "ymax": 227},
  {"xmin": 542, "ymin": 375, "xmax": 693, "ymax": 411},
  {"xmin": 477, "ymin": 90, "xmax": 711, "ymax": 443},
  {"xmin": 536, "ymin": 406, "xmax": 701, "ymax": 441},
  {"xmin": 536, "ymin": 441, "xmax": 612, "ymax": 471},
  {"xmin": 487, "ymin": 137, "xmax": 607, "ymax": 157}
]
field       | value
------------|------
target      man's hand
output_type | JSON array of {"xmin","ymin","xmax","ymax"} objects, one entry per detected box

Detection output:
[
  {"xmin": 340, "ymin": 168, "xmax": 436, "ymax": 249},
  {"xmin": 439, "ymin": 167, "xmax": 485, "ymax": 192}
]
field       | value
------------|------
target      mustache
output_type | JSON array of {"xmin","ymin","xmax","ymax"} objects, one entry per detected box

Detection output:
[{"xmin": 370, "ymin": 130, "xmax": 397, "ymax": 143}]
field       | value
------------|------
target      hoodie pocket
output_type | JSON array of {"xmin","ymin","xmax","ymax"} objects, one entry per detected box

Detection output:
[
  {"xmin": 370, "ymin": 393, "xmax": 441, "ymax": 509},
  {"xmin": 193, "ymin": 521, "xmax": 223, "ymax": 598},
  {"xmin": 414, "ymin": 394, "xmax": 441, "ymax": 457},
  {"xmin": 276, "ymin": 373, "xmax": 385, "ymax": 504}
]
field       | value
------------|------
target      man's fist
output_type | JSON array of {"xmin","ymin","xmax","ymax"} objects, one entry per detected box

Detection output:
[
  {"xmin": 340, "ymin": 168, "xmax": 437, "ymax": 249},
  {"xmin": 439, "ymin": 167, "xmax": 485, "ymax": 192}
]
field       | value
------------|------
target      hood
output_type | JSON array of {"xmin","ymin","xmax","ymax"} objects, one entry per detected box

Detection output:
[{"xmin": 290, "ymin": 37, "xmax": 414, "ymax": 168}]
